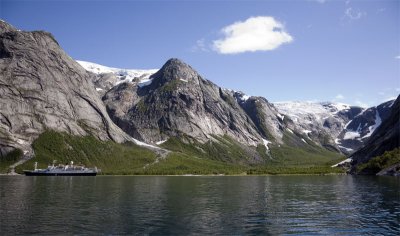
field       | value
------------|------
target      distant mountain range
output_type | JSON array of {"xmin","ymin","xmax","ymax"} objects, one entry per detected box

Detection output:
[
  {"xmin": 78, "ymin": 60, "xmax": 396, "ymax": 156},
  {"xmin": 1, "ymin": 20, "xmax": 398, "ymax": 174}
]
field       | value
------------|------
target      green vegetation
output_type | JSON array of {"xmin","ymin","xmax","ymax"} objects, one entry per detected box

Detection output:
[
  {"xmin": 160, "ymin": 79, "xmax": 179, "ymax": 93},
  {"xmin": 160, "ymin": 135, "xmax": 260, "ymax": 165},
  {"xmin": 256, "ymin": 144, "xmax": 269, "ymax": 160},
  {"xmin": 12, "ymin": 130, "xmax": 346, "ymax": 175},
  {"xmin": 139, "ymin": 152, "xmax": 243, "ymax": 175},
  {"xmin": 135, "ymin": 99, "xmax": 147, "ymax": 113},
  {"xmin": 16, "ymin": 130, "xmax": 157, "ymax": 175},
  {"xmin": 0, "ymin": 149, "xmax": 23, "ymax": 173},
  {"xmin": 248, "ymin": 141, "xmax": 345, "ymax": 175},
  {"xmin": 159, "ymin": 134, "xmax": 345, "ymax": 175},
  {"xmin": 268, "ymin": 144, "xmax": 343, "ymax": 167},
  {"xmin": 247, "ymin": 165, "xmax": 345, "ymax": 175},
  {"xmin": 356, "ymin": 148, "xmax": 400, "ymax": 175}
]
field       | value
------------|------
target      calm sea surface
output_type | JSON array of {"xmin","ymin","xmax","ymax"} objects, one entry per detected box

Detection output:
[{"xmin": 0, "ymin": 175, "xmax": 399, "ymax": 235}]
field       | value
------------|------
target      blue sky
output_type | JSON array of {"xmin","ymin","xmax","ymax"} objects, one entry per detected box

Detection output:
[{"xmin": 1, "ymin": 0, "xmax": 399, "ymax": 107}]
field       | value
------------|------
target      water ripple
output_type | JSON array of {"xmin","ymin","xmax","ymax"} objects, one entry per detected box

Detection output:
[{"xmin": 0, "ymin": 175, "xmax": 399, "ymax": 235}]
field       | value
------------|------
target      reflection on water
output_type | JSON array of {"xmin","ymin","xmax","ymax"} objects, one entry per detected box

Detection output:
[{"xmin": 0, "ymin": 176, "xmax": 399, "ymax": 235}]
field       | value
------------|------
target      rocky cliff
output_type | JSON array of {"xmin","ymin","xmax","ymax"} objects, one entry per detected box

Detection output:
[
  {"xmin": 350, "ymin": 96, "xmax": 400, "ymax": 172},
  {"xmin": 0, "ymin": 20, "xmax": 129, "ymax": 160},
  {"xmin": 101, "ymin": 57, "xmax": 339, "ymax": 165},
  {"xmin": 336, "ymin": 100, "xmax": 393, "ymax": 153},
  {"xmin": 103, "ymin": 58, "xmax": 265, "ymax": 146}
]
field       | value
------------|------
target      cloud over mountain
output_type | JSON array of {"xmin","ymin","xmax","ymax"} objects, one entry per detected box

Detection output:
[{"xmin": 213, "ymin": 16, "xmax": 293, "ymax": 54}]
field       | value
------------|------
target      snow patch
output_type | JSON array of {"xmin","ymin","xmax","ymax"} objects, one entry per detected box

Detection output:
[
  {"xmin": 138, "ymin": 78, "xmax": 153, "ymax": 87},
  {"xmin": 156, "ymin": 139, "xmax": 168, "ymax": 145},
  {"xmin": 235, "ymin": 92, "xmax": 251, "ymax": 102},
  {"xmin": 363, "ymin": 110, "xmax": 382, "ymax": 138},
  {"xmin": 77, "ymin": 60, "xmax": 158, "ymax": 88},
  {"xmin": 331, "ymin": 158, "xmax": 352, "ymax": 167},
  {"xmin": 343, "ymin": 131, "xmax": 360, "ymax": 140},
  {"xmin": 130, "ymin": 137, "xmax": 161, "ymax": 150},
  {"xmin": 343, "ymin": 123, "xmax": 362, "ymax": 140},
  {"xmin": 286, "ymin": 128, "xmax": 294, "ymax": 134},
  {"xmin": 277, "ymin": 113, "xmax": 284, "ymax": 121},
  {"xmin": 242, "ymin": 95, "xmax": 250, "ymax": 101},
  {"xmin": 301, "ymin": 138, "xmax": 307, "ymax": 143},
  {"xmin": 344, "ymin": 120, "xmax": 352, "ymax": 129},
  {"xmin": 330, "ymin": 103, "xmax": 351, "ymax": 112},
  {"xmin": 16, "ymin": 139, "xmax": 26, "ymax": 145},
  {"xmin": 302, "ymin": 130, "xmax": 312, "ymax": 135},
  {"xmin": 180, "ymin": 78, "xmax": 188, "ymax": 83},
  {"xmin": 274, "ymin": 102, "xmax": 352, "ymax": 128},
  {"xmin": 273, "ymin": 101, "xmax": 348, "ymax": 128},
  {"xmin": 262, "ymin": 139, "xmax": 271, "ymax": 150},
  {"xmin": 338, "ymin": 145, "xmax": 354, "ymax": 152},
  {"xmin": 96, "ymin": 88, "xmax": 103, "ymax": 91}
]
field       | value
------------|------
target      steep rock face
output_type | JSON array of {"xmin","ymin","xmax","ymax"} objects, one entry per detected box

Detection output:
[
  {"xmin": 336, "ymin": 100, "xmax": 394, "ymax": 153},
  {"xmin": 103, "ymin": 58, "xmax": 263, "ymax": 146},
  {"xmin": 234, "ymin": 92, "xmax": 288, "ymax": 144},
  {"xmin": 350, "ymin": 96, "xmax": 400, "ymax": 172},
  {"xmin": 0, "ymin": 20, "xmax": 128, "ymax": 158}
]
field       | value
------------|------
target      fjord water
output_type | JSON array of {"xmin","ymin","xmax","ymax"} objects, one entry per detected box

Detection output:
[{"xmin": 0, "ymin": 176, "xmax": 399, "ymax": 235}]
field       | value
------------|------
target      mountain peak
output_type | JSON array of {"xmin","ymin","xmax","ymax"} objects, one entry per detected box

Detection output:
[
  {"xmin": 148, "ymin": 58, "xmax": 199, "ymax": 89},
  {"xmin": 0, "ymin": 19, "xmax": 18, "ymax": 34},
  {"xmin": 163, "ymin": 58, "xmax": 186, "ymax": 66},
  {"xmin": 160, "ymin": 58, "xmax": 197, "ymax": 75}
]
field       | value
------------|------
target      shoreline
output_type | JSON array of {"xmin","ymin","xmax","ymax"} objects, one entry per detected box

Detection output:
[{"xmin": 1, "ymin": 172, "xmax": 349, "ymax": 177}]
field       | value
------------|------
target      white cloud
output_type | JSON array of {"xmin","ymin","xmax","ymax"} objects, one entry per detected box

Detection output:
[
  {"xmin": 213, "ymin": 16, "xmax": 293, "ymax": 54},
  {"xmin": 396, "ymin": 55, "xmax": 400, "ymax": 59},
  {"xmin": 345, "ymin": 7, "xmax": 366, "ymax": 20},
  {"xmin": 396, "ymin": 88, "xmax": 400, "ymax": 92},
  {"xmin": 335, "ymin": 94, "xmax": 345, "ymax": 100}
]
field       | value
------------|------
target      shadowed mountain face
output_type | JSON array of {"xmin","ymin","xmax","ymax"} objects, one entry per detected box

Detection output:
[
  {"xmin": 336, "ymin": 100, "xmax": 394, "ymax": 153},
  {"xmin": 0, "ymin": 20, "xmax": 128, "ymax": 158},
  {"xmin": 350, "ymin": 96, "xmax": 400, "ymax": 173}
]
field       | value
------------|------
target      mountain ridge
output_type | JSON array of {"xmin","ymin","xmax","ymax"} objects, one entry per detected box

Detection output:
[
  {"xmin": 349, "ymin": 95, "xmax": 400, "ymax": 174},
  {"xmin": 80, "ymin": 58, "xmax": 396, "ymax": 156},
  {"xmin": 0, "ymin": 19, "xmax": 166, "ymax": 168},
  {"xmin": 1, "ymin": 20, "xmax": 398, "ymax": 174}
]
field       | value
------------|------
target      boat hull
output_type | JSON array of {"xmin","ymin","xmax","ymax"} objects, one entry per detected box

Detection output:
[{"xmin": 24, "ymin": 171, "xmax": 97, "ymax": 176}]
